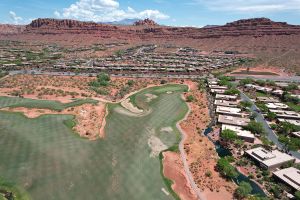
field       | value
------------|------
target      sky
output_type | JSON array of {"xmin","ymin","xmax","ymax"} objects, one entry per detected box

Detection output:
[{"xmin": 1, "ymin": 0, "xmax": 300, "ymax": 27}]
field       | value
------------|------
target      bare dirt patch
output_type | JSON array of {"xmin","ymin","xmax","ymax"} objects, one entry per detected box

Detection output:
[
  {"xmin": 180, "ymin": 81, "xmax": 236, "ymax": 199},
  {"xmin": 1, "ymin": 102, "xmax": 107, "ymax": 140},
  {"xmin": 0, "ymin": 74, "xmax": 162, "ymax": 103},
  {"xmin": 120, "ymin": 98, "xmax": 143, "ymax": 114},
  {"xmin": 145, "ymin": 93, "xmax": 157, "ymax": 102},
  {"xmin": 147, "ymin": 135, "xmax": 168, "ymax": 158},
  {"xmin": 163, "ymin": 151, "xmax": 198, "ymax": 200},
  {"xmin": 160, "ymin": 127, "xmax": 173, "ymax": 133},
  {"xmin": 228, "ymin": 65, "xmax": 292, "ymax": 77}
]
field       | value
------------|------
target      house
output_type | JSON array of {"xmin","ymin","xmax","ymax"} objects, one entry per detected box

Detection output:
[
  {"xmin": 222, "ymin": 124, "xmax": 255, "ymax": 143},
  {"xmin": 208, "ymin": 85, "xmax": 227, "ymax": 89},
  {"xmin": 245, "ymin": 147, "xmax": 295, "ymax": 171},
  {"xmin": 272, "ymin": 90, "xmax": 284, "ymax": 96},
  {"xmin": 273, "ymin": 167, "xmax": 300, "ymax": 191},
  {"xmin": 218, "ymin": 115, "xmax": 250, "ymax": 126},
  {"xmin": 278, "ymin": 119, "xmax": 300, "ymax": 126},
  {"xmin": 215, "ymin": 94, "xmax": 238, "ymax": 101},
  {"xmin": 266, "ymin": 103, "xmax": 289, "ymax": 110},
  {"xmin": 216, "ymin": 106, "xmax": 248, "ymax": 117},
  {"xmin": 292, "ymin": 132, "xmax": 300, "ymax": 138},
  {"xmin": 256, "ymin": 97, "xmax": 280, "ymax": 103},
  {"xmin": 270, "ymin": 110, "xmax": 300, "ymax": 120},
  {"xmin": 245, "ymin": 84, "xmax": 273, "ymax": 93},
  {"xmin": 210, "ymin": 89, "xmax": 226, "ymax": 94},
  {"xmin": 214, "ymin": 100, "xmax": 238, "ymax": 107}
]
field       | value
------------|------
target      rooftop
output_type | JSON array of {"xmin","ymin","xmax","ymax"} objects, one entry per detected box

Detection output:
[
  {"xmin": 222, "ymin": 124, "xmax": 254, "ymax": 139},
  {"xmin": 246, "ymin": 147, "xmax": 295, "ymax": 168},
  {"xmin": 278, "ymin": 118, "xmax": 300, "ymax": 126},
  {"xmin": 215, "ymin": 94, "xmax": 238, "ymax": 100},
  {"xmin": 266, "ymin": 103, "xmax": 289, "ymax": 110},
  {"xmin": 256, "ymin": 97, "xmax": 279, "ymax": 103},
  {"xmin": 218, "ymin": 115, "xmax": 250, "ymax": 126},
  {"xmin": 214, "ymin": 100, "xmax": 238, "ymax": 107},
  {"xmin": 273, "ymin": 167, "xmax": 300, "ymax": 190},
  {"xmin": 216, "ymin": 106, "xmax": 243, "ymax": 116}
]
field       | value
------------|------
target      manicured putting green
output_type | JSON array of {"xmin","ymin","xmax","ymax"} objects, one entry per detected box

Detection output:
[{"xmin": 0, "ymin": 84, "xmax": 188, "ymax": 200}]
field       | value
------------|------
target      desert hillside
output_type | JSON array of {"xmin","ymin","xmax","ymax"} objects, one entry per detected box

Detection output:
[{"xmin": 1, "ymin": 18, "xmax": 300, "ymax": 72}]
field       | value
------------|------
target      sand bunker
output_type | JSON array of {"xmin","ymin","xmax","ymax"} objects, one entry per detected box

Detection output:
[
  {"xmin": 121, "ymin": 98, "xmax": 143, "ymax": 114},
  {"xmin": 160, "ymin": 127, "xmax": 173, "ymax": 133},
  {"xmin": 147, "ymin": 135, "xmax": 168, "ymax": 158},
  {"xmin": 145, "ymin": 93, "xmax": 157, "ymax": 102}
]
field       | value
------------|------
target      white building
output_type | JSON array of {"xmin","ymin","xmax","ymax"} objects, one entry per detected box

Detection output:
[
  {"xmin": 215, "ymin": 94, "xmax": 238, "ymax": 101},
  {"xmin": 246, "ymin": 147, "xmax": 295, "ymax": 170},
  {"xmin": 216, "ymin": 106, "xmax": 247, "ymax": 117},
  {"xmin": 222, "ymin": 124, "xmax": 255, "ymax": 143},
  {"xmin": 218, "ymin": 115, "xmax": 250, "ymax": 126},
  {"xmin": 266, "ymin": 103, "xmax": 289, "ymax": 110},
  {"xmin": 273, "ymin": 167, "xmax": 300, "ymax": 191}
]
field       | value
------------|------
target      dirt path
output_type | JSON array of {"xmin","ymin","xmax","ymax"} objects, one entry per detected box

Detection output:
[{"xmin": 177, "ymin": 100, "xmax": 206, "ymax": 200}]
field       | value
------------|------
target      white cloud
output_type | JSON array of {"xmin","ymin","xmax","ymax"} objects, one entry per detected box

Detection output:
[
  {"xmin": 54, "ymin": 11, "xmax": 61, "ymax": 18},
  {"xmin": 54, "ymin": 0, "xmax": 169, "ymax": 22},
  {"xmin": 9, "ymin": 11, "xmax": 23, "ymax": 24},
  {"xmin": 192, "ymin": 0, "xmax": 300, "ymax": 13}
]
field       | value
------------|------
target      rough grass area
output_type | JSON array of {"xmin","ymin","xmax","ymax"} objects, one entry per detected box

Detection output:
[
  {"xmin": 287, "ymin": 102, "xmax": 300, "ymax": 112},
  {"xmin": 0, "ymin": 97, "xmax": 98, "ymax": 111},
  {"xmin": 0, "ymin": 84, "xmax": 188, "ymax": 200},
  {"xmin": 0, "ymin": 177, "xmax": 30, "ymax": 200}
]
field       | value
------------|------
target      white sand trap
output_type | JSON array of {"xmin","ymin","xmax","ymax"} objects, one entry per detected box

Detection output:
[
  {"xmin": 161, "ymin": 188, "xmax": 170, "ymax": 196},
  {"xmin": 114, "ymin": 107, "xmax": 151, "ymax": 117},
  {"xmin": 148, "ymin": 135, "xmax": 168, "ymax": 158},
  {"xmin": 160, "ymin": 127, "xmax": 173, "ymax": 133},
  {"xmin": 166, "ymin": 91, "xmax": 173, "ymax": 94},
  {"xmin": 121, "ymin": 98, "xmax": 143, "ymax": 114},
  {"xmin": 145, "ymin": 93, "xmax": 157, "ymax": 102}
]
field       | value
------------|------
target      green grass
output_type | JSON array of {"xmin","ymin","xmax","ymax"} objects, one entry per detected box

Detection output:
[
  {"xmin": 0, "ymin": 97, "xmax": 98, "ymax": 111},
  {"xmin": 0, "ymin": 84, "xmax": 188, "ymax": 200},
  {"xmin": 287, "ymin": 102, "xmax": 300, "ymax": 112},
  {"xmin": 0, "ymin": 177, "xmax": 31, "ymax": 200}
]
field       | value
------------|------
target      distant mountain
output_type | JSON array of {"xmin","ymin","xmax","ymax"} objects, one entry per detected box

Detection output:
[
  {"xmin": 101, "ymin": 18, "xmax": 140, "ymax": 26},
  {"xmin": 203, "ymin": 25, "xmax": 219, "ymax": 28}
]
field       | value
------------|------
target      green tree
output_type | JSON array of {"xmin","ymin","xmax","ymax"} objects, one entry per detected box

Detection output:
[
  {"xmin": 240, "ymin": 101, "xmax": 252, "ymax": 109},
  {"xmin": 186, "ymin": 95, "xmax": 194, "ymax": 102},
  {"xmin": 235, "ymin": 181, "xmax": 252, "ymax": 199},
  {"xmin": 295, "ymin": 191, "xmax": 300, "ymax": 200},
  {"xmin": 97, "ymin": 72, "xmax": 110, "ymax": 82},
  {"xmin": 225, "ymin": 88, "xmax": 240, "ymax": 95},
  {"xmin": 217, "ymin": 158, "xmax": 238, "ymax": 179},
  {"xmin": 221, "ymin": 129, "xmax": 238, "ymax": 142},
  {"xmin": 245, "ymin": 121, "xmax": 265, "ymax": 135},
  {"xmin": 266, "ymin": 112, "xmax": 277, "ymax": 121},
  {"xmin": 127, "ymin": 80, "xmax": 134, "ymax": 86},
  {"xmin": 239, "ymin": 78, "xmax": 254, "ymax": 86}
]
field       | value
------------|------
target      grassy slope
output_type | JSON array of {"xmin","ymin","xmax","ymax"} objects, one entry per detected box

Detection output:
[
  {"xmin": 0, "ymin": 97, "xmax": 98, "ymax": 111},
  {"xmin": 0, "ymin": 84, "xmax": 188, "ymax": 200}
]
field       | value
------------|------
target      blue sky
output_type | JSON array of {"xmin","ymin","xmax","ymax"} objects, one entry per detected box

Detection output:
[{"xmin": 1, "ymin": 0, "xmax": 300, "ymax": 26}]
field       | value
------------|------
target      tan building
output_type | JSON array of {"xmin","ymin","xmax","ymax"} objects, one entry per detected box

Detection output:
[
  {"xmin": 246, "ymin": 147, "xmax": 295, "ymax": 171},
  {"xmin": 273, "ymin": 167, "xmax": 300, "ymax": 191},
  {"xmin": 222, "ymin": 124, "xmax": 255, "ymax": 143},
  {"xmin": 218, "ymin": 115, "xmax": 250, "ymax": 126}
]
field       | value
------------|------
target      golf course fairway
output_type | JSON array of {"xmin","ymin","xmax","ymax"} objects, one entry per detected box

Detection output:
[{"xmin": 0, "ymin": 84, "xmax": 188, "ymax": 200}]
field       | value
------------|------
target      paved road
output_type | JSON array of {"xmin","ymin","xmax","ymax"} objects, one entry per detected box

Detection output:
[
  {"xmin": 234, "ymin": 75, "xmax": 300, "ymax": 83},
  {"xmin": 240, "ymin": 91, "xmax": 300, "ymax": 159}
]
